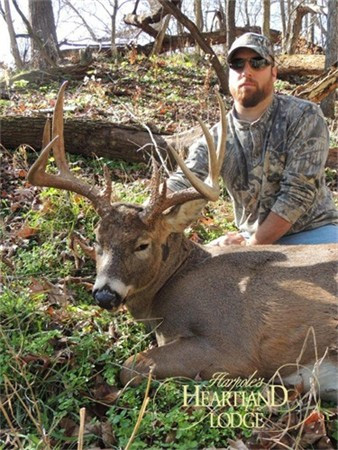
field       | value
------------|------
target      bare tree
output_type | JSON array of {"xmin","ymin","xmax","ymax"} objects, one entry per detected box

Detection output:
[
  {"xmin": 156, "ymin": 0, "xmax": 229, "ymax": 93},
  {"xmin": 194, "ymin": 0, "xmax": 203, "ymax": 32},
  {"xmin": 88, "ymin": 0, "xmax": 133, "ymax": 55},
  {"xmin": 194, "ymin": 0, "xmax": 203, "ymax": 54},
  {"xmin": 321, "ymin": 0, "xmax": 337, "ymax": 118},
  {"xmin": 262, "ymin": 0, "xmax": 270, "ymax": 38},
  {"xmin": 147, "ymin": 0, "xmax": 172, "ymax": 56},
  {"xmin": 1, "ymin": 0, "xmax": 24, "ymax": 69},
  {"xmin": 28, "ymin": 0, "xmax": 59, "ymax": 68},
  {"xmin": 226, "ymin": 0, "xmax": 236, "ymax": 50},
  {"xmin": 286, "ymin": 3, "xmax": 319, "ymax": 54},
  {"xmin": 244, "ymin": 0, "xmax": 250, "ymax": 27},
  {"xmin": 279, "ymin": 0, "xmax": 287, "ymax": 51},
  {"xmin": 111, "ymin": 0, "xmax": 119, "ymax": 55}
]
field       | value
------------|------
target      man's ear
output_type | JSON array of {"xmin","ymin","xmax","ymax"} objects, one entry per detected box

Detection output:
[
  {"xmin": 272, "ymin": 65, "xmax": 277, "ymax": 83},
  {"xmin": 162, "ymin": 199, "xmax": 207, "ymax": 233}
]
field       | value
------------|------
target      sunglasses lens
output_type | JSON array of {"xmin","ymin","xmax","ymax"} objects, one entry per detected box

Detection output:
[
  {"xmin": 229, "ymin": 59, "xmax": 245, "ymax": 70},
  {"xmin": 250, "ymin": 57, "xmax": 269, "ymax": 69}
]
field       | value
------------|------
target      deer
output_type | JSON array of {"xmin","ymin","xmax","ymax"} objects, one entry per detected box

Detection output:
[{"xmin": 28, "ymin": 82, "xmax": 337, "ymax": 401}]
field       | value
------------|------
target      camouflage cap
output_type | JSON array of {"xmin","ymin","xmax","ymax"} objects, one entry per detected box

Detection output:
[{"xmin": 227, "ymin": 33, "xmax": 275, "ymax": 64}]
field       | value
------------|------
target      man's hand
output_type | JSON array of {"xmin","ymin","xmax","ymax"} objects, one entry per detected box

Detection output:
[{"xmin": 207, "ymin": 231, "xmax": 246, "ymax": 247}]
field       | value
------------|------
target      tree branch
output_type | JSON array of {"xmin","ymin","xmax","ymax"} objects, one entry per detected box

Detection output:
[{"xmin": 156, "ymin": 0, "xmax": 229, "ymax": 93}]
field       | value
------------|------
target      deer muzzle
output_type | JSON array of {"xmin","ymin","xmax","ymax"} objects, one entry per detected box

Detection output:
[{"xmin": 93, "ymin": 285, "xmax": 122, "ymax": 311}]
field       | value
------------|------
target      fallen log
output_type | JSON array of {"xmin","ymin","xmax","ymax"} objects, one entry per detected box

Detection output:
[
  {"xmin": 1, "ymin": 115, "xmax": 336, "ymax": 169},
  {"xmin": 291, "ymin": 63, "xmax": 338, "ymax": 103},
  {"xmin": 277, "ymin": 54, "xmax": 326, "ymax": 79},
  {"xmin": 0, "ymin": 116, "xmax": 174, "ymax": 167}
]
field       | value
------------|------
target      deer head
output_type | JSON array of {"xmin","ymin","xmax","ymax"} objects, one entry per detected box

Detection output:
[{"xmin": 28, "ymin": 82, "xmax": 227, "ymax": 311}]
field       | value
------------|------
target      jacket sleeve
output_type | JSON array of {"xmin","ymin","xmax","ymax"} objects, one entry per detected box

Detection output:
[{"xmin": 271, "ymin": 104, "xmax": 329, "ymax": 224}]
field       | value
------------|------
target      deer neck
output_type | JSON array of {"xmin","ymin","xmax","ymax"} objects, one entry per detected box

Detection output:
[{"xmin": 125, "ymin": 233, "xmax": 208, "ymax": 319}]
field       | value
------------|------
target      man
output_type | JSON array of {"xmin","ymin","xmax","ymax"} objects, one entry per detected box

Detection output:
[{"xmin": 168, "ymin": 33, "xmax": 338, "ymax": 245}]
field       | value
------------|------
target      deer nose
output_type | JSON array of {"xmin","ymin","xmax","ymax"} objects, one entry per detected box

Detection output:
[{"xmin": 93, "ymin": 285, "xmax": 122, "ymax": 310}]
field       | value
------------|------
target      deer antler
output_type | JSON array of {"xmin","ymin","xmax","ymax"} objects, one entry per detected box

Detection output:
[
  {"xmin": 27, "ymin": 82, "xmax": 112, "ymax": 216},
  {"xmin": 141, "ymin": 92, "xmax": 227, "ymax": 224}
]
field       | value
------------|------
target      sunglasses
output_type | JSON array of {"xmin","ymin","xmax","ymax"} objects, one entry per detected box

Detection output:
[{"xmin": 229, "ymin": 57, "xmax": 271, "ymax": 71}]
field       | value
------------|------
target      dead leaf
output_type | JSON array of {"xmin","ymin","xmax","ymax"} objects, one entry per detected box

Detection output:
[
  {"xmin": 300, "ymin": 410, "xmax": 326, "ymax": 446},
  {"xmin": 189, "ymin": 232, "xmax": 202, "ymax": 243},
  {"xmin": 199, "ymin": 216, "xmax": 214, "ymax": 225},
  {"xmin": 165, "ymin": 430, "xmax": 176, "ymax": 444},
  {"xmin": 316, "ymin": 436, "xmax": 335, "ymax": 449},
  {"xmin": 15, "ymin": 169, "xmax": 27, "ymax": 178},
  {"xmin": 20, "ymin": 354, "xmax": 51, "ymax": 369},
  {"xmin": 16, "ymin": 225, "xmax": 38, "ymax": 239},
  {"xmin": 59, "ymin": 417, "xmax": 78, "ymax": 437},
  {"xmin": 10, "ymin": 202, "xmax": 21, "ymax": 212},
  {"xmin": 92, "ymin": 377, "xmax": 121, "ymax": 405},
  {"xmin": 101, "ymin": 420, "xmax": 116, "ymax": 447},
  {"xmin": 1, "ymin": 255, "xmax": 15, "ymax": 270},
  {"xmin": 40, "ymin": 198, "xmax": 54, "ymax": 214},
  {"xmin": 29, "ymin": 278, "xmax": 49, "ymax": 296}
]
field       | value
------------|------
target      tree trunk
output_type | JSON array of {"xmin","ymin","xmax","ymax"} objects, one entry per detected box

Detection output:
[
  {"xmin": 287, "ymin": 5, "xmax": 316, "ymax": 55},
  {"xmin": 3, "ymin": 0, "xmax": 24, "ymax": 69},
  {"xmin": 28, "ymin": 0, "xmax": 59, "ymax": 69},
  {"xmin": 151, "ymin": 15, "xmax": 171, "ymax": 56},
  {"xmin": 194, "ymin": 0, "xmax": 203, "ymax": 55},
  {"xmin": 320, "ymin": 0, "xmax": 337, "ymax": 118},
  {"xmin": 279, "ymin": 0, "xmax": 286, "ymax": 51},
  {"xmin": 244, "ymin": 0, "xmax": 250, "ymax": 27},
  {"xmin": 226, "ymin": 0, "xmax": 236, "ymax": 50},
  {"xmin": 309, "ymin": 14, "xmax": 315, "ymax": 45},
  {"xmin": 111, "ymin": 0, "xmax": 119, "ymax": 56},
  {"xmin": 285, "ymin": 0, "xmax": 292, "ymax": 52},
  {"xmin": 262, "ymin": 0, "xmax": 270, "ymax": 39},
  {"xmin": 224, "ymin": 0, "xmax": 236, "ymax": 96}
]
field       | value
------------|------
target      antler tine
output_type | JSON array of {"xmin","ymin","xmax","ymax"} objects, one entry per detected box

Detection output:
[
  {"xmin": 52, "ymin": 81, "xmax": 70, "ymax": 173},
  {"xmin": 42, "ymin": 116, "xmax": 51, "ymax": 149},
  {"xmin": 27, "ymin": 83, "xmax": 112, "ymax": 216},
  {"xmin": 141, "ymin": 94, "xmax": 227, "ymax": 225},
  {"xmin": 168, "ymin": 93, "xmax": 227, "ymax": 202},
  {"xmin": 216, "ymin": 92, "xmax": 227, "ymax": 168},
  {"xmin": 148, "ymin": 157, "xmax": 162, "ymax": 207}
]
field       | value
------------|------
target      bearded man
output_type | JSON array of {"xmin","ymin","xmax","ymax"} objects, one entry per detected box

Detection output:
[{"xmin": 168, "ymin": 33, "xmax": 338, "ymax": 245}]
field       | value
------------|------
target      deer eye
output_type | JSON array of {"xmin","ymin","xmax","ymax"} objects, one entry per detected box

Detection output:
[{"xmin": 135, "ymin": 243, "xmax": 150, "ymax": 252}]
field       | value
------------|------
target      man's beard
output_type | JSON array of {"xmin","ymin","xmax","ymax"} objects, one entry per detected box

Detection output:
[{"xmin": 232, "ymin": 81, "xmax": 273, "ymax": 107}]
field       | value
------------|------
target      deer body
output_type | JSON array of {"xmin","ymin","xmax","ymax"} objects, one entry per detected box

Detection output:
[
  {"xmin": 28, "ymin": 83, "xmax": 337, "ymax": 401},
  {"xmin": 93, "ymin": 210, "xmax": 337, "ymax": 400}
]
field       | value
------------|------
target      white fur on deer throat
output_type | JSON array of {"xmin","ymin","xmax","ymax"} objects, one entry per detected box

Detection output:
[{"xmin": 94, "ymin": 251, "xmax": 133, "ymax": 298}]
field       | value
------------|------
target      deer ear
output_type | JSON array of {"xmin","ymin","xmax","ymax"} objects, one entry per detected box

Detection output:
[{"xmin": 162, "ymin": 199, "xmax": 207, "ymax": 233}]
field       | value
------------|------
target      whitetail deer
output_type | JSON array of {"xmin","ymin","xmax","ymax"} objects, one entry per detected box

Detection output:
[{"xmin": 28, "ymin": 82, "xmax": 337, "ymax": 401}]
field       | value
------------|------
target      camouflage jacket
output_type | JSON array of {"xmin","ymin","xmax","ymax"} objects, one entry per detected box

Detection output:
[{"xmin": 168, "ymin": 94, "xmax": 338, "ymax": 235}]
